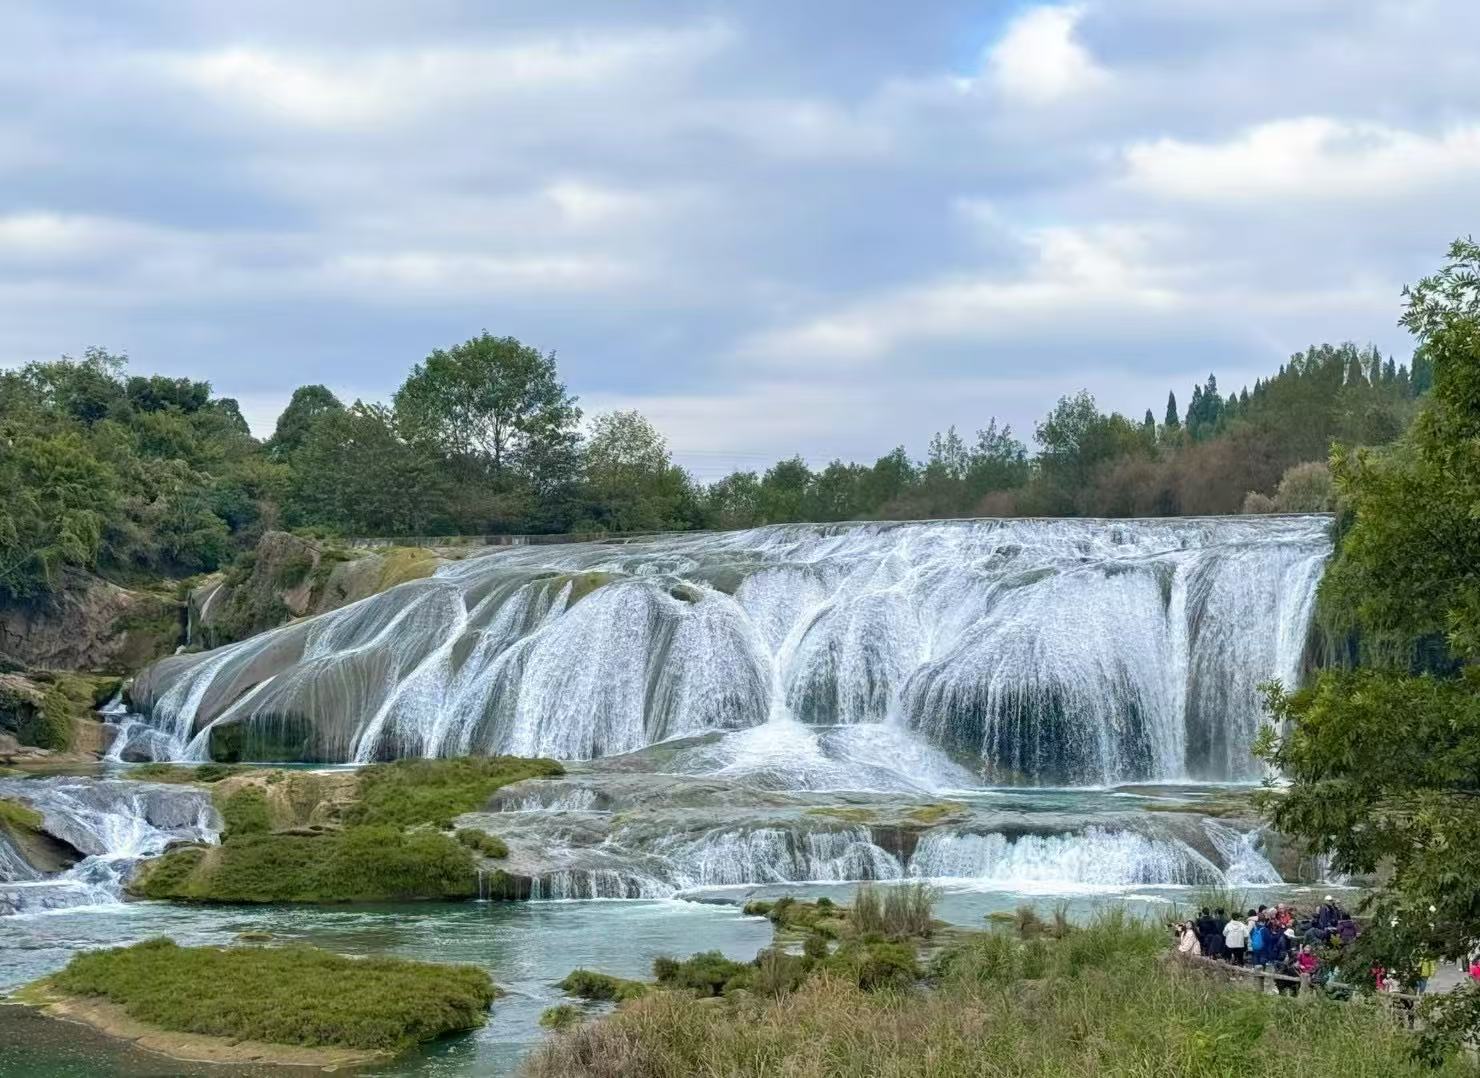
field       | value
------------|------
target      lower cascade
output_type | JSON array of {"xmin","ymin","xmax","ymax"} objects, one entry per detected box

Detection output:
[
  {"xmin": 119, "ymin": 516, "xmax": 1330, "ymax": 785},
  {"xmin": 495, "ymin": 819, "xmax": 1280, "ymax": 900},
  {"xmin": 0, "ymin": 778, "xmax": 219, "ymax": 915}
]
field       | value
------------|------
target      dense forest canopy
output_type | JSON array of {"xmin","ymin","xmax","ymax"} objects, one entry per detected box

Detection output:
[{"xmin": 0, "ymin": 326, "xmax": 1426, "ymax": 605}]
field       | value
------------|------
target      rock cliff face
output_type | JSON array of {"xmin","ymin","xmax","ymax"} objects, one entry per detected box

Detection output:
[
  {"xmin": 188, "ymin": 532, "xmax": 444, "ymax": 649},
  {"xmin": 0, "ymin": 572, "xmax": 181, "ymax": 674}
]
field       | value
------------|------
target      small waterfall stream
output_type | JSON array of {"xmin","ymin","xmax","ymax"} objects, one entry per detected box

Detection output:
[{"xmin": 0, "ymin": 778, "xmax": 219, "ymax": 915}]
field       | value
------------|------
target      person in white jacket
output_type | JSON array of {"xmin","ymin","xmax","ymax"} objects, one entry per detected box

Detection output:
[
  {"xmin": 1224, "ymin": 915, "xmax": 1250, "ymax": 965},
  {"xmin": 1178, "ymin": 922, "xmax": 1202, "ymax": 957}
]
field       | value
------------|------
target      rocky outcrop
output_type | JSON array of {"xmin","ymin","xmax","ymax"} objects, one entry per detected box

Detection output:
[
  {"xmin": 0, "ymin": 571, "xmax": 181, "ymax": 674},
  {"xmin": 0, "ymin": 671, "xmax": 122, "ymax": 762},
  {"xmin": 188, "ymin": 532, "xmax": 446, "ymax": 649}
]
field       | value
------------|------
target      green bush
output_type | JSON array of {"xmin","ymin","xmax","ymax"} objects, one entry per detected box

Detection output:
[
  {"xmin": 455, "ymin": 828, "xmax": 508, "ymax": 858},
  {"xmin": 652, "ymin": 951, "xmax": 751, "ymax": 997},
  {"xmin": 50, "ymin": 938, "xmax": 496, "ymax": 1051},
  {"xmin": 539, "ymin": 1004, "xmax": 584, "ymax": 1031},
  {"xmin": 558, "ymin": 969, "xmax": 646, "ymax": 1002},
  {"xmin": 827, "ymin": 939, "xmax": 919, "ymax": 992}
]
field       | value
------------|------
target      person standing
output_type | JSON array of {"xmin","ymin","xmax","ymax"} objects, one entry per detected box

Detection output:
[
  {"xmin": 1417, "ymin": 956, "xmax": 1437, "ymax": 995},
  {"xmin": 1178, "ymin": 921, "xmax": 1202, "ymax": 957},
  {"xmin": 1224, "ymin": 912, "xmax": 1250, "ymax": 966}
]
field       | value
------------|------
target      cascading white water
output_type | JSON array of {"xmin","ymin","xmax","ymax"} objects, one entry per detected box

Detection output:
[
  {"xmin": 648, "ymin": 825, "xmax": 904, "ymax": 887},
  {"xmin": 1201, "ymin": 818, "xmax": 1282, "ymax": 887},
  {"xmin": 126, "ymin": 516, "xmax": 1330, "ymax": 784},
  {"xmin": 907, "ymin": 827, "xmax": 1222, "ymax": 888},
  {"xmin": 0, "ymin": 778, "xmax": 219, "ymax": 916}
]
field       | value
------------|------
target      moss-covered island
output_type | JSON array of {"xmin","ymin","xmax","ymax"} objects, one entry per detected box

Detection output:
[
  {"xmin": 18, "ymin": 938, "xmax": 498, "ymax": 1069},
  {"xmin": 129, "ymin": 755, "xmax": 561, "ymax": 903}
]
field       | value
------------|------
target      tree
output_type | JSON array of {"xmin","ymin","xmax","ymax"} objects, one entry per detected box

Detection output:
[
  {"xmin": 0, "ymin": 430, "xmax": 115, "ymax": 601},
  {"xmin": 1259, "ymin": 240, "xmax": 1480, "ymax": 1040},
  {"xmin": 1164, "ymin": 391, "xmax": 1179, "ymax": 430},
  {"xmin": 393, "ymin": 333, "xmax": 580, "ymax": 479},
  {"xmin": 580, "ymin": 410, "xmax": 697, "ymax": 532},
  {"xmin": 757, "ymin": 457, "xmax": 812, "ymax": 523},
  {"xmin": 288, "ymin": 403, "xmax": 450, "ymax": 536},
  {"xmin": 270, "ymin": 385, "xmax": 344, "ymax": 457},
  {"xmin": 965, "ymin": 420, "xmax": 1028, "ymax": 503},
  {"xmin": 705, "ymin": 471, "xmax": 762, "ymax": 530},
  {"xmin": 859, "ymin": 447, "xmax": 916, "ymax": 513}
]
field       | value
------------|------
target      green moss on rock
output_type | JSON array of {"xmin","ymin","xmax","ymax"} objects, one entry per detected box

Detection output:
[
  {"xmin": 131, "ymin": 827, "xmax": 480, "ymax": 903},
  {"xmin": 46, "ymin": 938, "xmax": 497, "ymax": 1052}
]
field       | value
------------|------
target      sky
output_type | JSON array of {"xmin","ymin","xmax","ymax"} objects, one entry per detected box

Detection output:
[{"xmin": 2, "ymin": 1, "xmax": 1478, "ymax": 480}]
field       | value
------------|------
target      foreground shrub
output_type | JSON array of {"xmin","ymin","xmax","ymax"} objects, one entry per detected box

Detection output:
[
  {"xmin": 826, "ymin": 939, "xmax": 918, "ymax": 992},
  {"xmin": 540, "ymin": 1004, "xmax": 584, "ymax": 1030},
  {"xmin": 651, "ymin": 951, "xmax": 751, "ymax": 997},
  {"xmin": 851, "ymin": 882, "xmax": 937, "ymax": 940},
  {"xmin": 51, "ymin": 939, "xmax": 496, "ymax": 1051},
  {"xmin": 525, "ymin": 927, "xmax": 1468, "ymax": 1078},
  {"xmin": 559, "ymin": 969, "xmax": 646, "ymax": 1002}
]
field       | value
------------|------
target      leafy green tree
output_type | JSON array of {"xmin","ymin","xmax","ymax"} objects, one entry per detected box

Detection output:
[
  {"xmin": 270, "ymin": 385, "xmax": 344, "ymax": 457},
  {"xmin": 288, "ymin": 403, "xmax": 450, "ymax": 536},
  {"xmin": 393, "ymin": 333, "xmax": 580, "ymax": 479},
  {"xmin": 803, "ymin": 461, "xmax": 866, "ymax": 522},
  {"xmin": 965, "ymin": 420, "xmax": 1028, "ymax": 504},
  {"xmin": 1260, "ymin": 239, "xmax": 1480, "ymax": 1012},
  {"xmin": 705, "ymin": 471, "xmax": 762, "ymax": 530},
  {"xmin": 859, "ymin": 448, "xmax": 916, "ymax": 512},
  {"xmin": 0, "ymin": 430, "xmax": 115, "ymax": 601},
  {"xmin": 126, "ymin": 374, "xmax": 212, "ymax": 415},
  {"xmin": 757, "ymin": 457, "xmax": 812, "ymax": 523},
  {"xmin": 1163, "ymin": 391, "xmax": 1179, "ymax": 430},
  {"xmin": 579, "ymin": 410, "xmax": 698, "ymax": 532}
]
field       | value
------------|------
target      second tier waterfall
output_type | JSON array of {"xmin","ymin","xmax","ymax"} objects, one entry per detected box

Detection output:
[{"xmin": 123, "ymin": 515, "xmax": 1329, "ymax": 785}]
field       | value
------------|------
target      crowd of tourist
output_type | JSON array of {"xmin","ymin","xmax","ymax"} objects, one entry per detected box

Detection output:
[{"xmin": 1173, "ymin": 896, "xmax": 1395, "ymax": 996}]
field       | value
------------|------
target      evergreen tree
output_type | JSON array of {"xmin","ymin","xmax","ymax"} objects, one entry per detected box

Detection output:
[{"xmin": 1163, "ymin": 391, "xmax": 1179, "ymax": 429}]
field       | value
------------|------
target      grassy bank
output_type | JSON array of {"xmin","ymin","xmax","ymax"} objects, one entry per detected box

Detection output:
[
  {"xmin": 40, "ymin": 938, "xmax": 496, "ymax": 1052},
  {"xmin": 527, "ymin": 903, "xmax": 1468, "ymax": 1078},
  {"xmin": 130, "ymin": 755, "xmax": 559, "ymax": 903}
]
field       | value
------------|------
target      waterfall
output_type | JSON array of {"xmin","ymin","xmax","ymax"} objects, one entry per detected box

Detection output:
[
  {"xmin": 907, "ymin": 827, "xmax": 1223, "ymax": 887},
  {"xmin": 1201, "ymin": 819, "xmax": 1282, "ymax": 886},
  {"xmin": 0, "ymin": 777, "xmax": 220, "ymax": 916},
  {"xmin": 126, "ymin": 516, "xmax": 1330, "ymax": 784},
  {"xmin": 650, "ymin": 825, "xmax": 904, "ymax": 887}
]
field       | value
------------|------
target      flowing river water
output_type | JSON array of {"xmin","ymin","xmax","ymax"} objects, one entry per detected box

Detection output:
[{"xmin": 0, "ymin": 516, "xmax": 1340, "ymax": 1074}]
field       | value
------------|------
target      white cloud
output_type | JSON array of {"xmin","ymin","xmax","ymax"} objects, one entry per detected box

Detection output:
[
  {"xmin": 161, "ymin": 24, "xmax": 733, "ymax": 128},
  {"xmin": 986, "ymin": 4, "xmax": 1109, "ymax": 104},
  {"xmin": 322, "ymin": 251, "xmax": 637, "ymax": 296},
  {"xmin": 739, "ymin": 224, "xmax": 1182, "ymax": 364},
  {"xmin": 1124, "ymin": 118, "xmax": 1480, "ymax": 201}
]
